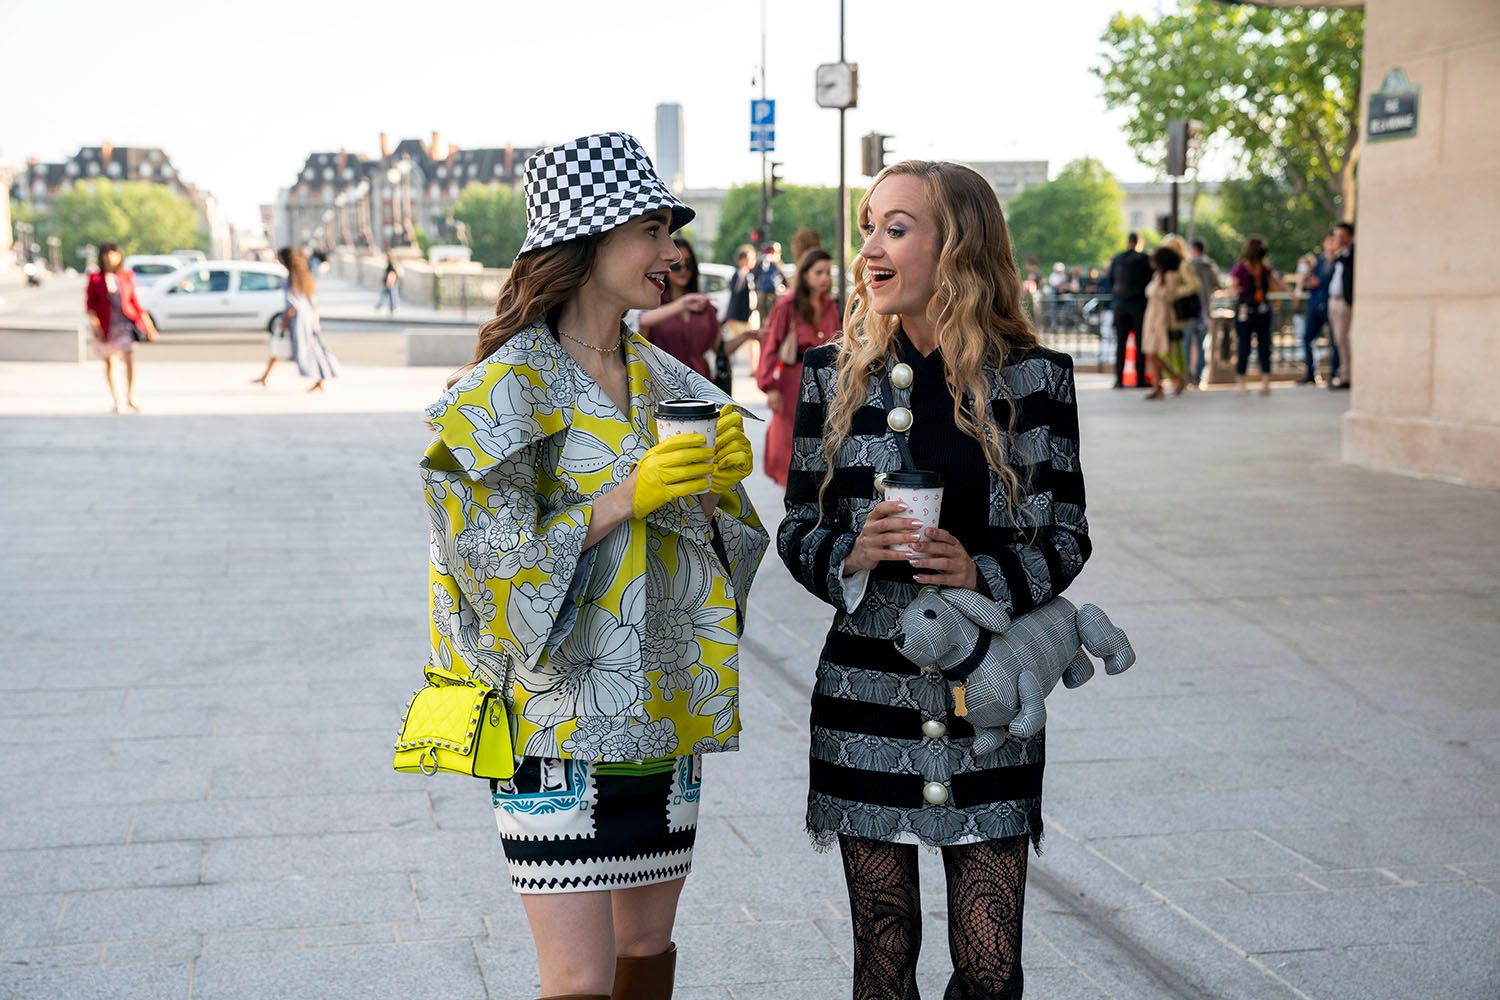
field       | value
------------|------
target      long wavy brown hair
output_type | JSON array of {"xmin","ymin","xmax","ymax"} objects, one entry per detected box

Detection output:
[
  {"xmin": 821, "ymin": 160, "xmax": 1040, "ymax": 517},
  {"xmin": 446, "ymin": 236, "xmax": 600, "ymax": 387},
  {"xmin": 277, "ymin": 247, "xmax": 316, "ymax": 298},
  {"xmin": 791, "ymin": 247, "xmax": 834, "ymax": 326}
]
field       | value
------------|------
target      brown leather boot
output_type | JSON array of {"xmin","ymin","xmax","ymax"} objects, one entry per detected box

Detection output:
[{"xmin": 610, "ymin": 943, "xmax": 677, "ymax": 1000}]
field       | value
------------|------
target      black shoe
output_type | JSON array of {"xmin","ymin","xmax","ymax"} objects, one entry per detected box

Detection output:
[
  {"xmin": 1295, "ymin": 376, "xmax": 1316, "ymax": 385},
  {"xmin": 1112, "ymin": 381, "xmax": 1126, "ymax": 389},
  {"xmin": 1332, "ymin": 381, "xmax": 1350, "ymax": 391}
]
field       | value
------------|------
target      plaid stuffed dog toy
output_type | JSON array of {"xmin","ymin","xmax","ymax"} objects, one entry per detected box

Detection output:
[{"xmin": 894, "ymin": 587, "xmax": 1136, "ymax": 755}]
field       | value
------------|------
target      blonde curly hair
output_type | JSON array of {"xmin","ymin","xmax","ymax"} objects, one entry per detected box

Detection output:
[{"xmin": 819, "ymin": 160, "xmax": 1040, "ymax": 516}]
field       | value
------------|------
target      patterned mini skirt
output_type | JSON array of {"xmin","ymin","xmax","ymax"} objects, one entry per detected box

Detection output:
[{"xmin": 492, "ymin": 755, "xmax": 701, "ymax": 894}]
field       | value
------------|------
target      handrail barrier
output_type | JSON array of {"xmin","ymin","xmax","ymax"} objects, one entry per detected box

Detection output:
[{"xmin": 1028, "ymin": 291, "xmax": 1333, "ymax": 381}]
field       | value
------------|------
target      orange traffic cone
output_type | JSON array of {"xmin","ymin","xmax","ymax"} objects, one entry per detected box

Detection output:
[{"xmin": 1122, "ymin": 332, "xmax": 1140, "ymax": 387}]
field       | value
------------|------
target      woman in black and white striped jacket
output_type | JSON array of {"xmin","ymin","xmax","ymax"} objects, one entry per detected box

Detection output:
[{"xmin": 777, "ymin": 160, "xmax": 1090, "ymax": 999}]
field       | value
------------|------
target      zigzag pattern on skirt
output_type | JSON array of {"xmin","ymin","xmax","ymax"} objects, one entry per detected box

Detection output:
[{"xmin": 511, "ymin": 861, "xmax": 693, "ymax": 893}]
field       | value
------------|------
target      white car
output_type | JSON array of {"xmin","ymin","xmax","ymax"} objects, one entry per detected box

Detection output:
[
  {"xmin": 697, "ymin": 262, "xmax": 734, "ymax": 319},
  {"xmin": 139, "ymin": 261, "xmax": 289, "ymax": 333},
  {"xmin": 123, "ymin": 254, "xmax": 191, "ymax": 287}
]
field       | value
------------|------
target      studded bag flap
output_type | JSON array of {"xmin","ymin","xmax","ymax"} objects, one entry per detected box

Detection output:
[{"xmin": 392, "ymin": 665, "xmax": 516, "ymax": 780}]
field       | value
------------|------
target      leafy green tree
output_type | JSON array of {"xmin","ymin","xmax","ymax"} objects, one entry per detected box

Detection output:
[
  {"xmin": 710, "ymin": 183, "xmax": 864, "ymax": 264},
  {"xmin": 36, "ymin": 181, "xmax": 202, "ymax": 268},
  {"xmin": 1219, "ymin": 174, "xmax": 1329, "ymax": 268},
  {"xmin": 1095, "ymin": 2, "xmax": 1363, "ymax": 225},
  {"xmin": 1005, "ymin": 158, "xmax": 1125, "ymax": 268},
  {"xmin": 452, "ymin": 183, "xmax": 527, "ymax": 267},
  {"xmin": 1184, "ymin": 209, "xmax": 1244, "ymax": 271}
]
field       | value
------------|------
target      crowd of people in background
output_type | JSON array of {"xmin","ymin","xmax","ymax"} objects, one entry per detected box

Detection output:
[
  {"xmin": 1018, "ymin": 223, "xmax": 1359, "ymax": 400},
  {"xmin": 77, "ymin": 215, "xmax": 1357, "ymax": 437}
]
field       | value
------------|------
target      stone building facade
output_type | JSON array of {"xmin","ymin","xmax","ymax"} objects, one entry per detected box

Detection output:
[{"xmin": 280, "ymin": 132, "xmax": 539, "ymax": 251}]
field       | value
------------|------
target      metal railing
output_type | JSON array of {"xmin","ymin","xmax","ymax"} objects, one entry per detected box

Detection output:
[
  {"xmin": 1028, "ymin": 291, "xmax": 1336, "ymax": 380},
  {"xmin": 431, "ymin": 270, "xmax": 509, "ymax": 318}
]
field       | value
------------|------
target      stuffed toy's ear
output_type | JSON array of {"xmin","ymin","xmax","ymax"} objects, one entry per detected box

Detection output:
[{"xmin": 942, "ymin": 589, "xmax": 1012, "ymax": 634}]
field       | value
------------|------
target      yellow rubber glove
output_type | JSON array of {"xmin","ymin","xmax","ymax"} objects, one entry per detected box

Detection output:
[
  {"xmin": 632, "ymin": 433, "xmax": 715, "ymax": 518},
  {"xmin": 710, "ymin": 408, "xmax": 753, "ymax": 498}
]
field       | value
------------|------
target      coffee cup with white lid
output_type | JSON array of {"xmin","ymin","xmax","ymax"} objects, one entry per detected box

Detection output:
[
  {"xmin": 882, "ymin": 470, "xmax": 943, "ymax": 552},
  {"xmin": 654, "ymin": 399, "xmax": 719, "ymax": 495}
]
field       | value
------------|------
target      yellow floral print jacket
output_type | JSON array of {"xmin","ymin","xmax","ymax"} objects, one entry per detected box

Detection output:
[{"xmin": 421, "ymin": 322, "xmax": 768, "ymax": 762}]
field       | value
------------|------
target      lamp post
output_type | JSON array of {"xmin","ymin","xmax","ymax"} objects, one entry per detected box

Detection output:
[
  {"xmin": 334, "ymin": 192, "xmax": 348, "ymax": 248},
  {"xmin": 354, "ymin": 179, "xmax": 372, "ymax": 249},
  {"xmin": 385, "ymin": 166, "xmax": 402, "ymax": 246},
  {"xmin": 386, "ymin": 160, "xmax": 414, "ymax": 247},
  {"xmin": 397, "ymin": 157, "xmax": 414, "ymax": 246}
]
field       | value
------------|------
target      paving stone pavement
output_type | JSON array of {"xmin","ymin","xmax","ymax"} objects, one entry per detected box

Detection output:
[{"xmin": 1, "ymin": 358, "xmax": 1498, "ymax": 999}]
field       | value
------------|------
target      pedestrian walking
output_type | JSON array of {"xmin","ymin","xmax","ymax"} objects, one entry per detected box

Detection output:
[
  {"xmin": 637, "ymin": 237, "xmax": 720, "ymax": 379},
  {"xmin": 84, "ymin": 241, "xmax": 157, "ymax": 413},
  {"xmin": 376, "ymin": 252, "xmax": 401, "ymax": 314},
  {"xmin": 1142, "ymin": 245, "xmax": 1189, "ymax": 399},
  {"xmin": 1229, "ymin": 236, "xmax": 1287, "ymax": 396},
  {"xmin": 1327, "ymin": 221, "xmax": 1355, "ymax": 390},
  {"xmin": 418, "ymin": 132, "xmax": 767, "ymax": 1000},
  {"xmin": 1107, "ymin": 232, "xmax": 1153, "ymax": 388},
  {"xmin": 1295, "ymin": 232, "xmax": 1341, "ymax": 385},
  {"xmin": 778, "ymin": 160, "xmax": 1091, "ymax": 998},
  {"xmin": 1187, "ymin": 240, "xmax": 1222, "ymax": 384},
  {"xmin": 755, "ymin": 247, "xmax": 840, "ymax": 487},
  {"xmin": 251, "ymin": 248, "xmax": 339, "ymax": 392},
  {"xmin": 754, "ymin": 241, "xmax": 786, "ymax": 327},
  {"xmin": 791, "ymin": 226, "xmax": 823, "ymax": 264},
  {"xmin": 723, "ymin": 243, "xmax": 758, "ymax": 345}
]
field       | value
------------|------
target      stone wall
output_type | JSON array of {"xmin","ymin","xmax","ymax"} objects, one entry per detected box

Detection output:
[{"xmin": 1344, "ymin": 0, "xmax": 1500, "ymax": 488}]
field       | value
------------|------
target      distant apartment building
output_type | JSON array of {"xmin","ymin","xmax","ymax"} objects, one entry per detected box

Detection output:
[
  {"xmin": 280, "ymin": 132, "xmax": 539, "ymax": 251},
  {"xmin": 7, "ymin": 143, "xmax": 231, "ymax": 258},
  {"xmin": 656, "ymin": 104, "xmax": 685, "ymax": 195}
]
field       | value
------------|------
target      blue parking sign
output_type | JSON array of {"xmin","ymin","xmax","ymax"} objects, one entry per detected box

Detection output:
[{"xmin": 751, "ymin": 99, "xmax": 775, "ymax": 126}]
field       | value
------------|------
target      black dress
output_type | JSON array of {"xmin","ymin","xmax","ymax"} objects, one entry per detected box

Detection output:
[{"xmin": 778, "ymin": 335, "xmax": 1090, "ymax": 849}]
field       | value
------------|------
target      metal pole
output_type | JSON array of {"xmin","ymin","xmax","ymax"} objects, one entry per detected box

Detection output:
[
  {"xmin": 1169, "ymin": 178, "xmax": 1180, "ymax": 237},
  {"xmin": 758, "ymin": 0, "xmax": 768, "ymax": 242},
  {"xmin": 836, "ymin": 0, "xmax": 847, "ymax": 313}
]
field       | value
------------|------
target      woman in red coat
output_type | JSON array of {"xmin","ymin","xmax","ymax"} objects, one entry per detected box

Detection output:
[
  {"xmin": 638, "ymin": 237, "xmax": 721, "ymax": 379},
  {"xmin": 84, "ymin": 242, "xmax": 157, "ymax": 413},
  {"xmin": 756, "ymin": 248, "xmax": 840, "ymax": 487}
]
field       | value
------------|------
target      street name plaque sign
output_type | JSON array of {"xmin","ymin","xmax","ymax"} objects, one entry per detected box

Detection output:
[{"xmin": 1368, "ymin": 68, "xmax": 1419, "ymax": 143}]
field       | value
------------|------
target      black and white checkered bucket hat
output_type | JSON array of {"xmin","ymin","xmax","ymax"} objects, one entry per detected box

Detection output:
[{"xmin": 516, "ymin": 132, "xmax": 694, "ymax": 259}]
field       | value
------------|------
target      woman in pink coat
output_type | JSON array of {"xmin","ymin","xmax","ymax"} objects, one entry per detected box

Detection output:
[{"xmin": 756, "ymin": 248, "xmax": 841, "ymax": 487}]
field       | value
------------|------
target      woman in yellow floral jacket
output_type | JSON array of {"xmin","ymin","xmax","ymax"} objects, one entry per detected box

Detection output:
[{"xmin": 420, "ymin": 133, "xmax": 767, "ymax": 1000}]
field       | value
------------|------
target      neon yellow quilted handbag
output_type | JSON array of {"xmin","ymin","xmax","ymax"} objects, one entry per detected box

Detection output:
[{"xmin": 392, "ymin": 665, "xmax": 516, "ymax": 780}]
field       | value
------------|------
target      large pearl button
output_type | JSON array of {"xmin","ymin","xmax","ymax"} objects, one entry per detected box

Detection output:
[
  {"xmin": 922, "ymin": 781, "xmax": 950, "ymax": 805},
  {"xmin": 891, "ymin": 363, "xmax": 914, "ymax": 390},
  {"xmin": 886, "ymin": 406, "xmax": 913, "ymax": 433},
  {"xmin": 922, "ymin": 719, "xmax": 948, "ymax": 740}
]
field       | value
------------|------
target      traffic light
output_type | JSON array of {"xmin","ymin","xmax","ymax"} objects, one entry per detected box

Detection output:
[
  {"xmin": 770, "ymin": 161, "xmax": 785, "ymax": 200},
  {"xmin": 861, "ymin": 133, "xmax": 891, "ymax": 177},
  {"xmin": 1166, "ymin": 119, "xmax": 1201, "ymax": 178}
]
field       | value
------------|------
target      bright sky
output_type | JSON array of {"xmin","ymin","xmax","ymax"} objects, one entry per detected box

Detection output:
[{"xmin": 3, "ymin": 0, "xmax": 1163, "ymax": 228}]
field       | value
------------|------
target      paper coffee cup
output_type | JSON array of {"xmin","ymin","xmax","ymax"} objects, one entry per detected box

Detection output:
[
  {"xmin": 883, "ymin": 470, "xmax": 943, "ymax": 552},
  {"xmin": 654, "ymin": 399, "xmax": 719, "ymax": 495}
]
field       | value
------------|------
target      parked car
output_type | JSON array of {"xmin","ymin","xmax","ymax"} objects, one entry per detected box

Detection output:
[
  {"xmin": 169, "ymin": 249, "xmax": 207, "ymax": 265},
  {"xmin": 122, "ymin": 254, "xmax": 191, "ymax": 287},
  {"xmin": 138, "ymin": 261, "xmax": 289, "ymax": 332},
  {"xmin": 697, "ymin": 262, "xmax": 734, "ymax": 319}
]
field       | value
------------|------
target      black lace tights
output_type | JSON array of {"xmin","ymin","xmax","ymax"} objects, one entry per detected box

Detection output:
[{"xmin": 838, "ymin": 834, "xmax": 1029, "ymax": 1000}]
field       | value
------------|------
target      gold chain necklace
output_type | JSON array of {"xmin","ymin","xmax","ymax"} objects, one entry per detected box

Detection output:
[{"xmin": 559, "ymin": 329, "xmax": 622, "ymax": 356}]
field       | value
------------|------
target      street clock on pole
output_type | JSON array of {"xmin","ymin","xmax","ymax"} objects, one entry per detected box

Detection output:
[{"xmin": 815, "ymin": 62, "xmax": 858, "ymax": 109}]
